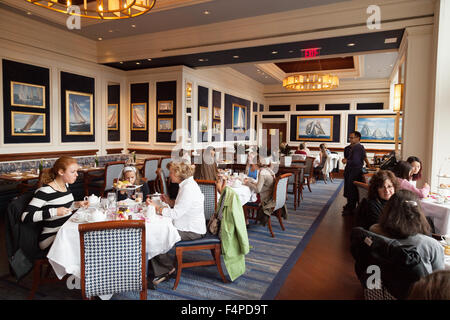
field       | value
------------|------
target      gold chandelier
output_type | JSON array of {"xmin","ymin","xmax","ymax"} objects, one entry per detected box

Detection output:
[
  {"xmin": 283, "ymin": 73, "xmax": 339, "ymax": 91},
  {"xmin": 26, "ymin": 0, "xmax": 156, "ymax": 20}
]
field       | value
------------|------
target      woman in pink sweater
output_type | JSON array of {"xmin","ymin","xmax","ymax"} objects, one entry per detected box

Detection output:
[{"xmin": 394, "ymin": 161, "xmax": 430, "ymax": 198}]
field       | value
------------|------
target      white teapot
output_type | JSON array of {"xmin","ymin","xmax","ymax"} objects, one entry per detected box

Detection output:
[{"xmin": 84, "ymin": 194, "xmax": 100, "ymax": 207}]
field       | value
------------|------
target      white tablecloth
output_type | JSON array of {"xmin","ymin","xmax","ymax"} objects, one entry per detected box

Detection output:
[
  {"xmin": 229, "ymin": 184, "xmax": 257, "ymax": 206},
  {"xmin": 420, "ymin": 198, "xmax": 450, "ymax": 235},
  {"xmin": 47, "ymin": 207, "xmax": 181, "ymax": 298}
]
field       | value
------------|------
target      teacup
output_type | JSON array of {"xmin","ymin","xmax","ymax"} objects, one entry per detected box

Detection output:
[{"xmin": 441, "ymin": 234, "xmax": 450, "ymax": 246}]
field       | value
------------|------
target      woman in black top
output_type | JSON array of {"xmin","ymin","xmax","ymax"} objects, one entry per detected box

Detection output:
[
  {"xmin": 361, "ymin": 170, "xmax": 398, "ymax": 229},
  {"xmin": 22, "ymin": 156, "xmax": 87, "ymax": 250}
]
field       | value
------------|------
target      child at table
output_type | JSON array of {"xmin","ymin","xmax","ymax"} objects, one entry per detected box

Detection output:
[{"xmin": 117, "ymin": 166, "xmax": 150, "ymax": 202}]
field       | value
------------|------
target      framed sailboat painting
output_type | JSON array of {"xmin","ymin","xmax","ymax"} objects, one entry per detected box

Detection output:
[
  {"xmin": 131, "ymin": 103, "xmax": 147, "ymax": 131},
  {"xmin": 296, "ymin": 115, "xmax": 333, "ymax": 141},
  {"xmin": 66, "ymin": 90, "xmax": 93, "ymax": 135},
  {"xmin": 11, "ymin": 111, "xmax": 46, "ymax": 136},
  {"xmin": 355, "ymin": 115, "xmax": 396, "ymax": 143},
  {"xmin": 232, "ymin": 104, "xmax": 246, "ymax": 133},
  {"xmin": 11, "ymin": 81, "xmax": 45, "ymax": 108},
  {"xmin": 107, "ymin": 104, "xmax": 118, "ymax": 130}
]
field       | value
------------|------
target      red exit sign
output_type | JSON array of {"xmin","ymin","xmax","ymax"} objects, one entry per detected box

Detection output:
[{"xmin": 301, "ymin": 48, "xmax": 321, "ymax": 58}]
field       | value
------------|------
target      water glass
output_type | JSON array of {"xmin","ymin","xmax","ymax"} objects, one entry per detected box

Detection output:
[{"xmin": 107, "ymin": 192, "xmax": 117, "ymax": 209}]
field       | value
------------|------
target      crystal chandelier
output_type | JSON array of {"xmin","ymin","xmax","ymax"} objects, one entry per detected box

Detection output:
[
  {"xmin": 26, "ymin": 0, "xmax": 156, "ymax": 20},
  {"xmin": 283, "ymin": 73, "xmax": 339, "ymax": 91}
]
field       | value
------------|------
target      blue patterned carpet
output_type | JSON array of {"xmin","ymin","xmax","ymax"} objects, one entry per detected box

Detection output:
[
  {"xmin": 115, "ymin": 179, "xmax": 344, "ymax": 300},
  {"xmin": 0, "ymin": 179, "xmax": 342, "ymax": 300}
]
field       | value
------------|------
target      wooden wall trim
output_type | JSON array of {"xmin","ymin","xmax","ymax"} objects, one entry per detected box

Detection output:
[
  {"xmin": 128, "ymin": 148, "xmax": 173, "ymax": 156},
  {"xmin": 0, "ymin": 149, "xmax": 99, "ymax": 162},
  {"xmin": 106, "ymin": 148, "xmax": 124, "ymax": 154}
]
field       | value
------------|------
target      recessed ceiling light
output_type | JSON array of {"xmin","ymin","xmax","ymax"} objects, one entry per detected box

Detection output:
[
  {"xmin": 384, "ymin": 37, "xmax": 397, "ymax": 44},
  {"xmin": 98, "ymin": 37, "xmax": 103, "ymax": 41},
  {"xmin": 108, "ymin": 30, "xmax": 113, "ymax": 33},
  {"xmin": 131, "ymin": 24, "xmax": 136, "ymax": 28},
  {"xmin": 288, "ymin": 50, "xmax": 294, "ymax": 53},
  {"xmin": 198, "ymin": 58, "xmax": 208, "ymax": 62},
  {"xmin": 136, "ymin": 62, "xmax": 140, "ymax": 65},
  {"xmin": 203, "ymin": 10, "xmax": 210, "ymax": 15},
  {"xmin": 233, "ymin": 55, "xmax": 239, "ymax": 59},
  {"xmin": 347, "ymin": 43, "xmax": 355, "ymax": 47},
  {"xmin": 26, "ymin": 11, "xmax": 32, "ymax": 15},
  {"xmin": 147, "ymin": 58, "xmax": 152, "ymax": 61},
  {"xmin": 271, "ymin": 51, "xmax": 278, "ymax": 54},
  {"xmin": 119, "ymin": 62, "xmax": 123, "ymax": 64}
]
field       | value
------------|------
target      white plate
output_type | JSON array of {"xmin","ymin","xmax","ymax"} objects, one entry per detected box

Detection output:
[{"xmin": 115, "ymin": 184, "xmax": 143, "ymax": 191}]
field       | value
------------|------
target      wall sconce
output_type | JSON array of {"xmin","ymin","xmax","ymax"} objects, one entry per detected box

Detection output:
[{"xmin": 393, "ymin": 83, "xmax": 404, "ymax": 112}]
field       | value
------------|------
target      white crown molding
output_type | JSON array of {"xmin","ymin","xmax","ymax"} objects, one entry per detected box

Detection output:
[{"xmin": 96, "ymin": 0, "xmax": 435, "ymax": 63}]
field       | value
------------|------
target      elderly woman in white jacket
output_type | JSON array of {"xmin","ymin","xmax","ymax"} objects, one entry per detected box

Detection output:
[{"xmin": 147, "ymin": 160, "xmax": 206, "ymax": 287}]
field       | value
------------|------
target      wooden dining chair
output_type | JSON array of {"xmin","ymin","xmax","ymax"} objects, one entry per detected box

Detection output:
[
  {"xmin": 172, "ymin": 180, "xmax": 227, "ymax": 290},
  {"xmin": 78, "ymin": 220, "xmax": 147, "ymax": 300},
  {"xmin": 267, "ymin": 173, "xmax": 292, "ymax": 237},
  {"xmin": 303, "ymin": 156, "xmax": 315, "ymax": 192},
  {"xmin": 5, "ymin": 192, "xmax": 64, "ymax": 300},
  {"xmin": 143, "ymin": 158, "xmax": 159, "ymax": 193},
  {"xmin": 84, "ymin": 161, "xmax": 125, "ymax": 197},
  {"xmin": 159, "ymin": 157, "xmax": 172, "ymax": 179},
  {"xmin": 156, "ymin": 168, "xmax": 168, "ymax": 195},
  {"xmin": 243, "ymin": 173, "xmax": 292, "ymax": 237}
]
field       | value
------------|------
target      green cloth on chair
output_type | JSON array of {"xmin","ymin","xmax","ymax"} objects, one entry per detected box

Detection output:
[{"xmin": 219, "ymin": 187, "xmax": 250, "ymax": 281}]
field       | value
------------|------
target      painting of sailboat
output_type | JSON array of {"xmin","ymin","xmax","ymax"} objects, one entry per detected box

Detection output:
[
  {"xmin": 158, "ymin": 100, "xmax": 173, "ymax": 115},
  {"xmin": 11, "ymin": 81, "xmax": 45, "ymax": 108},
  {"xmin": 297, "ymin": 115, "xmax": 333, "ymax": 141},
  {"xmin": 232, "ymin": 104, "xmax": 246, "ymax": 133},
  {"xmin": 131, "ymin": 103, "xmax": 147, "ymax": 131},
  {"xmin": 66, "ymin": 91, "xmax": 93, "ymax": 135},
  {"xmin": 11, "ymin": 111, "xmax": 45, "ymax": 136},
  {"xmin": 355, "ymin": 115, "xmax": 396, "ymax": 143},
  {"xmin": 158, "ymin": 118, "xmax": 173, "ymax": 132},
  {"xmin": 107, "ymin": 104, "xmax": 118, "ymax": 130}
]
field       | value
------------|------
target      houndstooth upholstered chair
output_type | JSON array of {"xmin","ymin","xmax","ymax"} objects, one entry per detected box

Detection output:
[
  {"xmin": 78, "ymin": 221, "xmax": 147, "ymax": 300},
  {"xmin": 172, "ymin": 180, "xmax": 227, "ymax": 290}
]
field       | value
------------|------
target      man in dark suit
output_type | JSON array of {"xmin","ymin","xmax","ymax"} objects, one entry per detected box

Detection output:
[{"xmin": 342, "ymin": 131, "xmax": 371, "ymax": 215}]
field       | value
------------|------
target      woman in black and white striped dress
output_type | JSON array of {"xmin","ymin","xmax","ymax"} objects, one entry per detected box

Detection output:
[{"xmin": 22, "ymin": 156, "xmax": 87, "ymax": 251}]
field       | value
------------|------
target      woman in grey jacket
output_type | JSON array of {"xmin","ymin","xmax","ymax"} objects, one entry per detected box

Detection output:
[{"xmin": 370, "ymin": 190, "xmax": 445, "ymax": 273}]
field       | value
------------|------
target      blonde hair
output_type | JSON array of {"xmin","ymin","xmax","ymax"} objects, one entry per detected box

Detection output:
[
  {"xmin": 120, "ymin": 166, "xmax": 143, "ymax": 184},
  {"xmin": 39, "ymin": 156, "xmax": 78, "ymax": 187},
  {"xmin": 168, "ymin": 160, "xmax": 195, "ymax": 181}
]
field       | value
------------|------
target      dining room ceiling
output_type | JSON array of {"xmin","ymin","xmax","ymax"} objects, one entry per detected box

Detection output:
[
  {"xmin": 0, "ymin": 0, "xmax": 349, "ymax": 40},
  {"xmin": 0, "ymin": 0, "xmax": 402, "ymax": 84}
]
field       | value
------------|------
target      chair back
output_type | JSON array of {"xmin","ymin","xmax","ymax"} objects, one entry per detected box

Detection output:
[
  {"xmin": 157, "ymin": 168, "xmax": 168, "ymax": 195},
  {"xmin": 195, "ymin": 180, "xmax": 217, "ymax": 221},
  {"xmin": 143, "ymin": 158, "xmax": 158, "ymax": 182},
  {"xmin": 78, "ymin": 221, "xmax": 146, "ymax": 300},
  {"xmin": 354, "ymin": 181, "xmax": 369, "ymax": 201},
  {"xmin": 160, "ymin": 157, "xmax": 172, "ymax": 177},
  {"xmin": 105, "ymin": 161, "xmax": 125, "ymax": 190},
  {"xmin": 350, "ymin": 227, "xmax": 428, "ymax": 300},
  {"xmin": 273, "ymin": 173, "xmax": 292, "ymax": 211},
  {"xmin": 304, "ymin": 156, "xmax": 314, "ymax": 176}
]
